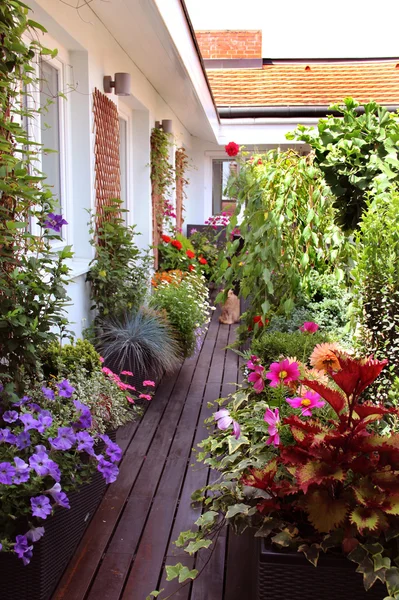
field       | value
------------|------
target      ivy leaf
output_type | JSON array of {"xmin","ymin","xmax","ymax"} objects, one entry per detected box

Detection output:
[
  {"xmin": 195, "ymin": 511, "xmax": 218, "ymax": 529},
  {"xmin": 228, "ymin": 435, "xmax": 249, "ymax": 455},
  {"xmin": 165, "ymin": 563, "xmax": 198, "ymax": 583},
  {"xmin": 146, "ymin": 591, "xmax": 163, "ymax": 599},
  {"xmin": 386, "ymin": 568, "xmax": 399, "ymax": 596},
  {"xmin": 298, "ymin": 543, "xmax": 321, "ymax": 567},
  {"xmin": 185, "ymin": 539, "xmax": 212, "ymax": 555},
  {"xmin": 226, "ymin": 503, "xmax": 252, "ymax": 519}
]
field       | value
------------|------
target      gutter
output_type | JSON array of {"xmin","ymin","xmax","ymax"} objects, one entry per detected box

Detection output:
[{"xmin": 219, "ymin": 105, "xmax": 399, "ymax": 119}]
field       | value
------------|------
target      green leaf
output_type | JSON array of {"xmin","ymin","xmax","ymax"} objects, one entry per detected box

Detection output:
[
  {"xmin": 166, "ymin": 563, "xmax": 198, "ymax": 583},
  {"xmin": 185, "ymin": 539, "xmax": 212, "ymax": 555},
  {"xmin": 195, "ymin": 511, "xmax": 218, "ymax": 529},
  {"xmin": 386, "ymin": 568, "xmax": 399, "ymax": 596},
  {"xmin": 226, "ymin": 503, "xmax": 252, "ymax": 519},
  {"xmin": 228, "ymin": 435, "xmax": 249, "ymax": 455}
]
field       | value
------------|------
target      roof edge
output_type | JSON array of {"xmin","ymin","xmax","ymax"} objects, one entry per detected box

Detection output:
[{"xmin": 219, "ymin": 105, "xmax": 399, "ymax": 119}]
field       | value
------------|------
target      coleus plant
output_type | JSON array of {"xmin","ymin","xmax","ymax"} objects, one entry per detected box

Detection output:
[{"xmin": 156, "ymin": 344, "xmax": 399, "ymax": 600}]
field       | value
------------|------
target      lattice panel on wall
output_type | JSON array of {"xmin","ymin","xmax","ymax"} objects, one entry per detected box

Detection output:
[
  {"xmin": 93, "ymin": 88, "xmax": 121, "ymax": 225},
  {"xmin": 175, "ymin": 147, "xmax": 188, "ymax": 232}
]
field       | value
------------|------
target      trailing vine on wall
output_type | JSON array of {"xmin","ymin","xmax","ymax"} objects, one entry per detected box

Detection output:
[{"xmin": 175, "ymin": 146, "xmax": 189, "ymax": 232}]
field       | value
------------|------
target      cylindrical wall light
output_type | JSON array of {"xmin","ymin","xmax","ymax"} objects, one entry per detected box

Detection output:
[
  {"xmin": 162, "ymin": 119, "xmax": 173, "ymax": 134},
  {"xmin": 103, "ymin": 73, "xmax": 131, "ymax": 96}
]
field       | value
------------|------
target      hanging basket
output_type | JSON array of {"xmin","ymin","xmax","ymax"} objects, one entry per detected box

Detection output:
[{"xmin": 258, "ymin": 539, "xmax": 385, "ymax": 600}]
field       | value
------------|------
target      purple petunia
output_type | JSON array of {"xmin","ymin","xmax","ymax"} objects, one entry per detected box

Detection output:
[
  {"xmin": 41, "ymin": 387, "xmax": 55, "ymax": 401},
  {"xmin": 3, "ymin": 411, "xmax": 19, "ymax": 423},
  {"xmin": 0, "ymin": 428, "xmax": 17, "ymax": 445},
  {"xmin": 29, "ymin": 452, "xmax": 51, "ymax": 476},
  {"xmin": 0, "ymin": 462, "xmax": 16, "ymax": 484},
  {"xmin": 57, "ymin": 380, "xmax": 75, "ymax": 398},
  {"xmin": 97, "ymin": 456, "xmax": 119, "ymax": 484},
  {"xmin": 73, "ymin": 400, "xmax": 92, "ymax": 429},
  {"xmin": 50, "ymin": 427, "xmax": 76, "ymax": 451},
  {"xmin": 15, "ymin": 431, "xmax": 31, "ymax": 450},
  {"xmin": 42, "ymin": 212, "xmax": 68, "ymax": 233},
  {"xmin": 105, "ymin": 442, "xmax": 122, "ymax": 463},
  {"xmin": 76, "ymin": 431, "xmax": 95, "ymax": 455},
  {"xmin": 31, "ymin": 495, "xmax": 52, "ymax": 519},
  {"xmin": 37, "ymin": 411, "xmax": 53, "ymax": 433},
  {"xmin": 13, "ymin": 457, "xmax": 30, "ymax": 484},
  {"xmin": 26, "ymin": 527, "xmax": 45, "ymax": 543},
  {"xmin": 14, "ymin": 535, "xmax": 33, "ymax": 565},
  {"xmin": 13, "ymin": 395, "xmax": 30, "ymax": 407},
  {"xmin": 47, "ymin": 483, "xmax": 70, "ymax": 508},
  {"xmin": 20, "ymin": 414, "xmax": 40, "ymax": 432}
]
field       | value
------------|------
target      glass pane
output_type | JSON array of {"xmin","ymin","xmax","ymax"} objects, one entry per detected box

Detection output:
[
  {"xmin": 212, "ymin": 159, "xmax": 237, "ymax": 215},
  {"xmin": 40, "ymin": 60, "xmax": 62, "ymax": 213},
  {"xmin": 119, "ymin": 117, "xmax": 128, "ymax": 216}
]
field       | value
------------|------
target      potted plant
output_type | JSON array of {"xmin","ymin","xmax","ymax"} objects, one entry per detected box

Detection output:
[{"xmin": 162, "ymin": 337, "xmax": 399, "ymax": 600}]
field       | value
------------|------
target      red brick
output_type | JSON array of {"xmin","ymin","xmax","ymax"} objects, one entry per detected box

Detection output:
[{"xmin": 195, "ymin": 30, "xmax": 262, "ymax": 59}]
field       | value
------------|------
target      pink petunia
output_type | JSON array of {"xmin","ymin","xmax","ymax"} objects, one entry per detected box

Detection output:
[
  {"xmin": 265, "ymin": 359, "xmax": 300, "ymax": 388},
  {"xmin": 143, "ymin": 380, "xmax": 155, "ymax": 387},
  {"xmin": 286, "ymin": 390, "xmax": 325, "ymax": 416},
  {"xmin": 214, "ymin": 409, "xmax": 241, "ymax": 440},
  {"xmin": 248, "ymin": 365, "xmax": 265, "ymax": 393},
  {"xmin": 126, "ymin": 396, "xmax": 135, "ymax": 404},
  {"xmin": 102, "ymin": 367, "xmax": 113, "ymax": 377},
  {"xmin": 264, "ymin": 408, "xmax": 280, "ymax": 446},
  {"xmin": 300, "ymin": 322, "xmax": 319, "ymax": 334},
  {"xmin": 139, "ymin": 394, "xmax": 152, "ymax": 401},
  {"xmin": 99, "ymin": 357, "xmax": 105, "ymax": 363},
  {"xmin": 121, "ymin": 370, "xmax": 134, "ymax": 376}
]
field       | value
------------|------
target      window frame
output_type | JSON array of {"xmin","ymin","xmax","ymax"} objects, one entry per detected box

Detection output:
[{"xmin": 118, "ymin": 104, "xmax": 132, "ymax": 225}]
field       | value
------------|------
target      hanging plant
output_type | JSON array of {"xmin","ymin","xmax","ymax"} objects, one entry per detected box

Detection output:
[
  {"xmin": 150, "ymin": 127, "xmax": 175, "ymax": 237},
  {"xmin": 175, "ymin": 147, "xmax": 189, "ymax": 232}
]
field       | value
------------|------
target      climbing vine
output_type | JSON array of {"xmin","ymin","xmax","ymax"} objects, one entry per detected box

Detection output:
[{"xmin": 175, "ymin": 146, "xmax": 189, "ymax": 232}]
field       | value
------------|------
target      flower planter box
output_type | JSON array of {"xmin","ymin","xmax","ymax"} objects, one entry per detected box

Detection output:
[
  {"xmin": 0, "ymin": 430, "xmax": 117, "ymax": 600},
  {"xmin": 258, "ymin": 539, "xmax": 385, "ymax": 600}
]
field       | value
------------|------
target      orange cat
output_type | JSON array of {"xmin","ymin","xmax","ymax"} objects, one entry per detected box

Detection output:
[{"xmin": 219, "ymin": 289, "xmax": 240, "ymax": 324}]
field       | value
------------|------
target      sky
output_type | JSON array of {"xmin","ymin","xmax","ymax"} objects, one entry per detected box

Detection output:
[{"xmin": 185, "ymin": 0, "xmax": 399, "ymax": 58}]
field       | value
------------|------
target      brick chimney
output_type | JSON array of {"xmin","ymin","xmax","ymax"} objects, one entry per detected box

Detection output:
[{"xmin": 195, "ymin": 30, "xmax": 262, "ymax": 60}]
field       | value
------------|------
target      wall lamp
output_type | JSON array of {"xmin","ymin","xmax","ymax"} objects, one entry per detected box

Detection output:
[
  {"xmin": 155, "ymin": 119, "xmax": 173, "ymax": 133},
  {"xmin": 103, "ymin": 73, "xmax": 131, "ymax": 96}
]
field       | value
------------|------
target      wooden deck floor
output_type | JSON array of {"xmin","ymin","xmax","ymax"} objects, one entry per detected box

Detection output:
[{"xmin": 53, "ymin": 306, "xmax": 256, "ymax": 600}]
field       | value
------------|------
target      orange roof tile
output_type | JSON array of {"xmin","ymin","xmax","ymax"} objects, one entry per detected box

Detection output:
[{"xmin": 206, "ymin": 61, "xmax": 399, "ymax": 106}]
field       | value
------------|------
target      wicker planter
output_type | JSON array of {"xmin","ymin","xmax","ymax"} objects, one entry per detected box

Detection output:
[
  {"xmin": 0, "ymin": 430, "xmax": 116, "ymax": 600},
  {"xmin": 258, "ymin": 539, "xmax": 385, "ymax": 600}
]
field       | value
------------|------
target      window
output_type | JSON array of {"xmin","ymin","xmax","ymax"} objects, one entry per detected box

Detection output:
[{"xmin": 212, "ymin": 158, "xmax": 238, "ymax": 215}]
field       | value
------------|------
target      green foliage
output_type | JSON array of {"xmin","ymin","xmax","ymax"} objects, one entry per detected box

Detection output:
[
  {"xmin": 87, "ymin": 200, "xmax": 150, "ymax": 320},
  {"xmin": 290, "ymin": 98, "xmax": 399, "ymax": 229},
  {"xmin": 96, "ymin": 308, "xmax": 182, "ymax": 379},
  {"xmin": 40, "ymin": 339, "xmax": 102, "ymax": 379},
  {"xmin": 353, "ymin": 190, "xmax": 399, "ymax": 399},
  {"xmin": 0, "ymin": 0, "xmax": 72, "ymax": 388},
  {"xmin": 158, "ymin": 233, "xmax": 195, "ymax": 271},
  {"xmin": 251, "ymin": 330, "xmax": 330, "ymax": 368},
  {"xmin": 217, "ymin": 150, "xmax": 347, "ymax": 323},
  {"xmin": 150, "ymin": 272, "xmax": 211, "ymax": 357},
  {"xmin": 189, "ymin": 227, "xmax": 220, "ymax": 282},
  {"xmin": 150, "ymin": 127, "xmax": 175, "ymax": 231}
]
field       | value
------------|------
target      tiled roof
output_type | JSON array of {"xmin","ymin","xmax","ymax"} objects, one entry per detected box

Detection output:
[{"xmin": 206, "ymin": 60, "xmax": 399, "ymax": 106}]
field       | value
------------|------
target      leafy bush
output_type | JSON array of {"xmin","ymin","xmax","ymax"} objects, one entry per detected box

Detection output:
[
  {"xmin": 251, "ymin": 330, "xmax": 331, "ymax": 368},
  {"xmin": 353, "ymin": 190, "xmax": 399, "ymax": 398},
  {"xmin": 87, "ymin": 200, "xmax": 150, "ymax": 320},
  {"xmin": 96, "ymin": 308, "xmax": 182, "ymax": 379},
  {"xmin": 189, "ymin": 227, "xmax": 220, "ymax": 282},
  {"xmin": 218, "ymin": 150, "xmax": 347, "ymax": 323},
  {"xmin": 150, "ymin": 272, "xmax": 212, "ymax": 357},
  {"xmin": 290, "ymin": 98, "xmax": 399, "ymax": 230},
  {"xmin": 41, "ymin": 339, "xmax": 102, "ymax": 379},
  {"xmin": 158, "ymin": 232, "xmax": 209, "ymax": 275}
]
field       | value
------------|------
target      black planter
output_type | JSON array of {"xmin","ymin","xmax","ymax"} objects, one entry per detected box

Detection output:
[
  {"xmin": 258, "ymin": 539, "xmax": 385, "ymax": 600},
  {"xmin": 0, "ymin": 430, "xmax": 116, "ymax": 600}
]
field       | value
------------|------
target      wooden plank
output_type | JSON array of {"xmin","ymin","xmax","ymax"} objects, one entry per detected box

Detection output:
[
  {"xmin": 190, "ymin": 528, "xmax": 227, "ymax": 600},
  {"xmin": 115, "ymin": 420, "xmax": 138, "ymax": 454},
  {"xmin": 223, "ymin": 528, "xmax": 257, "ymax": 600},
  {"xmin": 86, "ymin": 553, "xmax": 132, "ymax": 600}
]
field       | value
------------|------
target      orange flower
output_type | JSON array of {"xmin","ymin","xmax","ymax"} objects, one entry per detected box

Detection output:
[
  {"xmin": 186, "ymin": 249, "xmax": 195, "ymax": 259},
  {"xmin": 309, "ymin": 343, "xmax": 343, "ymax": 372},
  {"xmin": 151, "ymin": 269, "xmax": 184, "ymax": 287}
]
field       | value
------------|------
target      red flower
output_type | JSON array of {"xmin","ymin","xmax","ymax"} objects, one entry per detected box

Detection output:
[
  {"xmin": 171, "ymin": 240, "xmax": 183, "ymax": 250},
  {"xmin": 253, "ymin": 315, "xmax": 268, "ymax": 328},
  {"xmin": 257, "ymin": 159, "xmax": 263, "ymax": 165},
  {"xmin": 198, "ymin": 257, "xmax": 207, "ymax": 265},
  {"xmin": 161, "ymin": 234, "xmax": 171, "ymax": 243},
  {"xmin": 225, "ymin": 142, "xmax": 240, "ymax": 157},
  {"xmin": 188, "ymin": 264, "xmax": 195, "ymax": 272},
  {"xmin": 186, "ymin": 249, "xmax": 195, "ymax": 259}
]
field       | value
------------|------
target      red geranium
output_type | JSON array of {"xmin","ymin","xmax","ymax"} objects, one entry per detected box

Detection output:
[
  {"xmin": 161, "ymin": 234, "xmax": 171, "ymax": 243},
  {"xmin": 198, "ymin": 256, "xmax": 207, "ymax": 265},
  {"xmin": 188, "ymin": 264, "xmax": 195, "ymax": 272},
  {"xmin": 253, "ymin": 315, "xmax": 268, "ymax": 328},
  {"xmin": 186, "ymin": 249, "xmax": 195, "ymax": 259},
  {"xmin": 225, "ymin": 142, "xmax": 240, "ymax": 157},
  {"xmin": 171, "ymin": 240, "xmax": 183, "ymax": 250}
]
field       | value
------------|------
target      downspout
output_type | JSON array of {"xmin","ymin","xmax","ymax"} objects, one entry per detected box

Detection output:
[{"xmin": 219, "ymin": 105, "xmax": 399, "ymax": 119}]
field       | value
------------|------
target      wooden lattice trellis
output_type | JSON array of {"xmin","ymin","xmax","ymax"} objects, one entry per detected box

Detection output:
[
  {"xmin": 93, "ymin": 88, "xmax": 121, "ymax": 227},
  {"xmin": 175, "ymin": 147, "xmax": 188, "ymax": 232}
]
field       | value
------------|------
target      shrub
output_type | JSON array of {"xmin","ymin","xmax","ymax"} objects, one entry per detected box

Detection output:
[
  {"xmin": 150, "ymin": 272, "xmax": 212, "ymax": 357},
  {"xmin": 251, "ymin": 330, "xmax": 331, "ymax": 368},
  {"xmin": 41, "ymin": 339, "xmax": 102, "ymax": 379},
  {"xmin": 87, "ymin": 200, "xmax": 150, "ymax": 320},
  {"xmin": 189, "ymin": 227, "xmax": 220, "ymax": 282},
  {"xmin": 96, "ymin": 308, "xmax": 182, "ymax": 379}
]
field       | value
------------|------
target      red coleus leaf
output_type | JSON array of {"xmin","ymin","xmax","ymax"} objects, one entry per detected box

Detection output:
[
  {"xmin": 257, "ymin": 498, "xmax": 281, "ymax": 513},
  {"xmin": 353, "ymin": 402, "xmax": 393, "ymax": 420},
  {"xmin": 305, "ymin": 489, "xmax": 349, "ymax": 533},
  {"xmin": 242, "ymin": 458, "xmax": 277, "ymax": 490},
  {"xmin": 296, "ymin": 460, "xmax": 346, "ymax": 493},
  {"xmin": 330, "ymin": 355, "xmax": 388, "ymax": 397},
  {"xmin": 349, "ymin": 507, "xmax": 388, "ymax": 535},
  {"xmin": 301, "ymin": 379, "xmax": 347, "ymax": 416}
]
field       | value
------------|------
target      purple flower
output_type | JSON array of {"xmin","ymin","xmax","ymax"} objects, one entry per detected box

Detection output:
[
  {"xmin": 20, "ymin": 414, "xmax": 39, "ymax": 431},
  {"xmin": 0, "ymin": 383, "xmax": 3, "ymax": 393},
  {"xmin": 28, "ymin": 403, "xmax": 42, "ymax": 412},
  {"xmin": 76, "ymin": 431, "xmax": 95, "ymax": 455},
  {"xmin": 29, "ymin": 452, "xmax": 52, "ymax": 476},
  {"xmin": 15, "ymin": 431, "xmax": 31, "ymax": 450},
  {"xmin": 50, "ymin": 427, "xmax": 76, "ymax": 450},
  {"xmin": 43, "ymin": 212, "xmax": 68, "ymax": 232},
  {"xmin": 0, "ymin": 462, "xmax": 16, "ymax": 484},
  {"xmin": 13, "ymin": 457, "xmax": 30, "ymax": 484},
  {"xmin": 213, "ymin": 409, "xmax": 241, "ymax": 440},
  {"xmin": 57, "ymin": 379, "xmax": 75, "ymax": 398},
  {"xmin": 100, "ymin": 434, "xmax": 112, "ymax": 446},
  {"xmin": 0, "ymin": 428, "xmax": 17, "ymax": 445},
  {"xmin": 26, "ymin": 527, "xmax": 45, "ymax": 542},
  {"xmin": 97, "ymin": 456, "xmax": 119, "ymax": 484},
  {"xmin": 31, "ymin": 495, "xmax": 52, "ymax": 519},
  {"xmin": 47, "ymin": 483, "xmax": 70, "ymax": 508},
  {"xmin": 3, "ymin": 410, "xmax": 19, "ymax": 423},
  {"xmin": 42, "ymin": 387, "xmax": 55, "ymax": 401},
  {"xmin": 105, "ymin": 442, "xmax": 122, "ymax": 463},
  {"xmin": 14, "ymin": 535, "xmax": 33, "ymax": 565},
  {"xmin": 47, "ymin": 460, "xmax": 61, "ymax": 482},
  {"xmin": 37, "ymin": 411, "xmax": 53, "ymax": 433},
  {"xmin": 73, "ymin": 400, "xmax": 92, "ymax": 429},
  {"xmin": 35, "ymin": 444, "xmax": 47, "ymax": 453}
]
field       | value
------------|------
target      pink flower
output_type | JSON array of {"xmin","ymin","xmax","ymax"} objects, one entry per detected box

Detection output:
[
  {"xmin": 99, "ymin": 356, "xmax": 105, "ymax": 363},
  {"xmin": 286, "ymin": 390, "xmax": 325, "ymax": 416},
  {"xmin": 299, "ymin": 322, "xmax": 319, "ymax": 334},
  {"xmin": 265, "ymin": 359, "xmax": 300, "ymax": 387},
  {"xmin": 143, "ymin": 380, "xmax": 155, "ymax": 387},
  {"xmin": 127, "ymin": 396, "xmax": 135, "ymax": 404},
  {"xmin": 213, "ymin": 409, "xmax": 241, "ymax": 440},
  {"xmin": 246, "ymin": 355, "xmax": 261, "ymax": 371},
  {"xmin": 139, "ymin": 394, "xmax": 152, "ymax": 401},
  {"xmin": 121, "ymin": 370, "xmax": 133, "ymax": 376},
  {"xmin": 102, "ymin": 367, "xmax": 113, "ymax": 377},
  {"xmin": 264, "ymin": 408, "xmax": 280, "ymax": 446},
  {"xmin": 117, "ymin": 382, "xmax": 136, "ymax": 392},
  {"xmin": 248, "ymin": 365, "xmax": 265, "ymax": 393}
]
